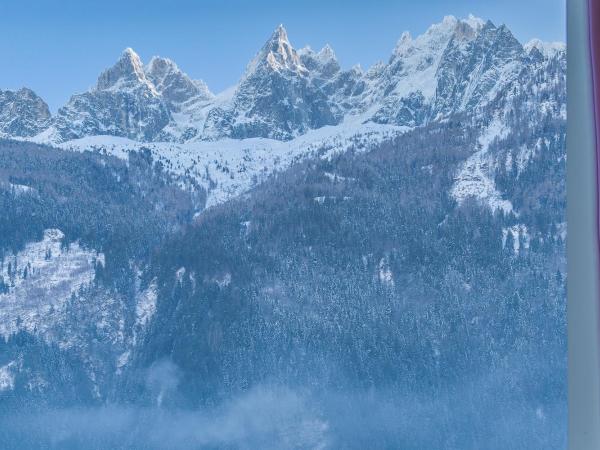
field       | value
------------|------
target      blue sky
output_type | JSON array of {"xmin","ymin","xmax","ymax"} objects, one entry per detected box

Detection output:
[{"xmin": 0, "ymin": 0, "xmax": 565, "ymax": 111}]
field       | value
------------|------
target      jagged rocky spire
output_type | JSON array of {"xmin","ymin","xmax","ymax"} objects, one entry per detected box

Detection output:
[
  {"xmin": 96, "ymin": 48, "xmax": 156, "ymax": 93},
  {"xmin": 245, "ymin": 24, "xmax": 308, "ymax": 76},
  {"xmin": 146, "ymin": 56, "xmax": 213, "ymax": 105}
]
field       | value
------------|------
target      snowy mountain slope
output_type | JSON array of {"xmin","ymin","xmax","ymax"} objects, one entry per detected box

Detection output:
[
  {"xmin": 0, "ymin": 229, "xmax": 102, "ymax": 340},
  {"xmin": 0, "ymin": 225, "xmax": 158, "ymax": 398},
  {"xmin": 0, "ymin": 17, "xmax": 564, "ymax": 253},
  {"xmin": 431, "ymin": 19, "xmax": 524, "ymax": 117},
  {"xmin": 298, "ymin": 44, "xmax": 341, "ymax": 81},
  {"xmin": 0, "ymin": 13, "xmax": 566, "ymax": 362},
  {"xmin": 58, "ymin": 119, "xmax": 407, "ymax": 208},
  {"xmin": 146, "ymin": 56, "xmax": 213, "ymax": 106},
  {"xmin": 122, "ymin": 109, "xmax": 565, "ymax": 448},
  {"xmin": 524, "ymin": 39, "xmax": 566, "ymax": 58},
  {"xmin": 368, "ymin": 15, "xmax": 467, "ymax": 125},
  {"xmin": 451, "ymin": 36, "xmax": 565, "ymax": 212}
]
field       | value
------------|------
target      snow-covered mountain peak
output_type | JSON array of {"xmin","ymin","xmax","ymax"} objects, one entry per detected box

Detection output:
[
  {"xmin": 425, "ymin": 15, "xmax": 460, "ymax": 36},
  {"xmin": 46, "ymin": 48, "xmax": 170, "ymax": 142},
  {"xmin": 317, "ymin": 44, "xmax": 336, "ymax": 63},
  {"xmin": 146, "ymin": 56, "xmax": 213, "ymax": 105},
  {"xmin": 365, "ymin": 61, "xmax": 385, "ymax": 78},
  {"xmin": 464, "ymin": 14, "xmax": 486, "ymax": 30},
  {"xmin": 393, "ymin": 15, "xmax": 487, "ymax": 60},
  {"xmin": 453, "ymin": 20, "xmax": 479, "ymax": 41},
  {"xmin": 298, "ymin": 43, "xmax": 341, "ymax": 79},
  {"xmin": 385, "ymin": 17, "xmax": 464, "ymax": 103},
  {"xmin": 524, "ymin": 38, "xmax": 566, "ymax": 58},
  {"xmin": 122, "ymin": 47, "xmax": 140, "ymax": 60},
  {"xmin": 14, "ymin": 87, "xmax": 39, "ymax": 100},
  {"xmin": 396, "ymin": 31, "xmax": 412, "ymax": 47},
  {"xmin": 393, "ymin": 16, "xmax": 459, "ymax": 60},
  {"xmin": 246, "ymin": 24, "xmax": 308, "ymax": 76},
  {"xmin": 96, "ymin": 48, "xmax": 157, "ymax": 95},
  {"xmin": 0, "ymin": 87, "xmax": 51, "ymax": 137},
  {"xmin": 146, "ymin": 55, "xmax": 179, "ymax": 76},
  {"xmin": 202, "ymin": 24, "xmax": 341, "ymax": 141},
  {"xmin": 476, "ymin": 21, "xmax": 524, "ymax": 61},
  {"xmin": 350, "ymin": 63, "xmax": 364, "ymax": 74}
]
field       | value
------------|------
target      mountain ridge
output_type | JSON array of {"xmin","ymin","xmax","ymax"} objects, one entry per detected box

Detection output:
[{"xmin": 0, "ymin": 16, "xmax": 564, "ymax": 145}]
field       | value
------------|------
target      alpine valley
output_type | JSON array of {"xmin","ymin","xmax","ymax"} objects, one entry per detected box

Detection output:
[{"xmin": 0, "ymin": 16, "xmax": 565, "ymax": 449}]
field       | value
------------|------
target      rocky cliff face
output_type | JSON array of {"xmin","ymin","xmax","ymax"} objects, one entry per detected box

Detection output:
[
  {"xmin": 49, "ymin": 48, "xmax": 172, "ymax": 142},
  {"xmin": 0, "ymin": 88, "xmax": 50, "ymax": 137},
  {"xmin": 203, "ymin": 25, "xmax": 339, "ymax": 140}
]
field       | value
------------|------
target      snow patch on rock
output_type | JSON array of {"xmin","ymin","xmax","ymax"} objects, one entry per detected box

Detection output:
[
  {"xmin": 0, "ymin": 229, "xmax": 103, "ymax": 338},
  {"xmin": 451, "ymin": 118, "xmax": 513, "ymax": 213},
  {"xmin": 378, "ymin": 257, "xmax": 395, "ymax": 287},
  {"xmin": 0, "ymin": 360, "xmax": 17, "ymax": 391},
  {"xmin": 502, "ymin": 224, "xmax": 530, "ymax": 254},
  {"xmin": 136, "ymin": 280, "xmax": 158, "ymax": 328}
]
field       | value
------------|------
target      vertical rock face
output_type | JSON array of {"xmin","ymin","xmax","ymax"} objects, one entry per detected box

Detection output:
[
  {"xmin": 146, "ymin": 57, "xmax": 213, "ymax": 108},
  {"xmin": 0, "ymin": 88, "xmax": 50, "ymax": 137},
  {"xmin": 52, "ymin": 48, "xmax": 172, "ymax": 142},
  {"xmin": 432, "ymin": 21, "xmax": 525, "ymax": 118},
  {"xmin": 144, "ymin": 56, "xmax": 215, "ymax": 141}
]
